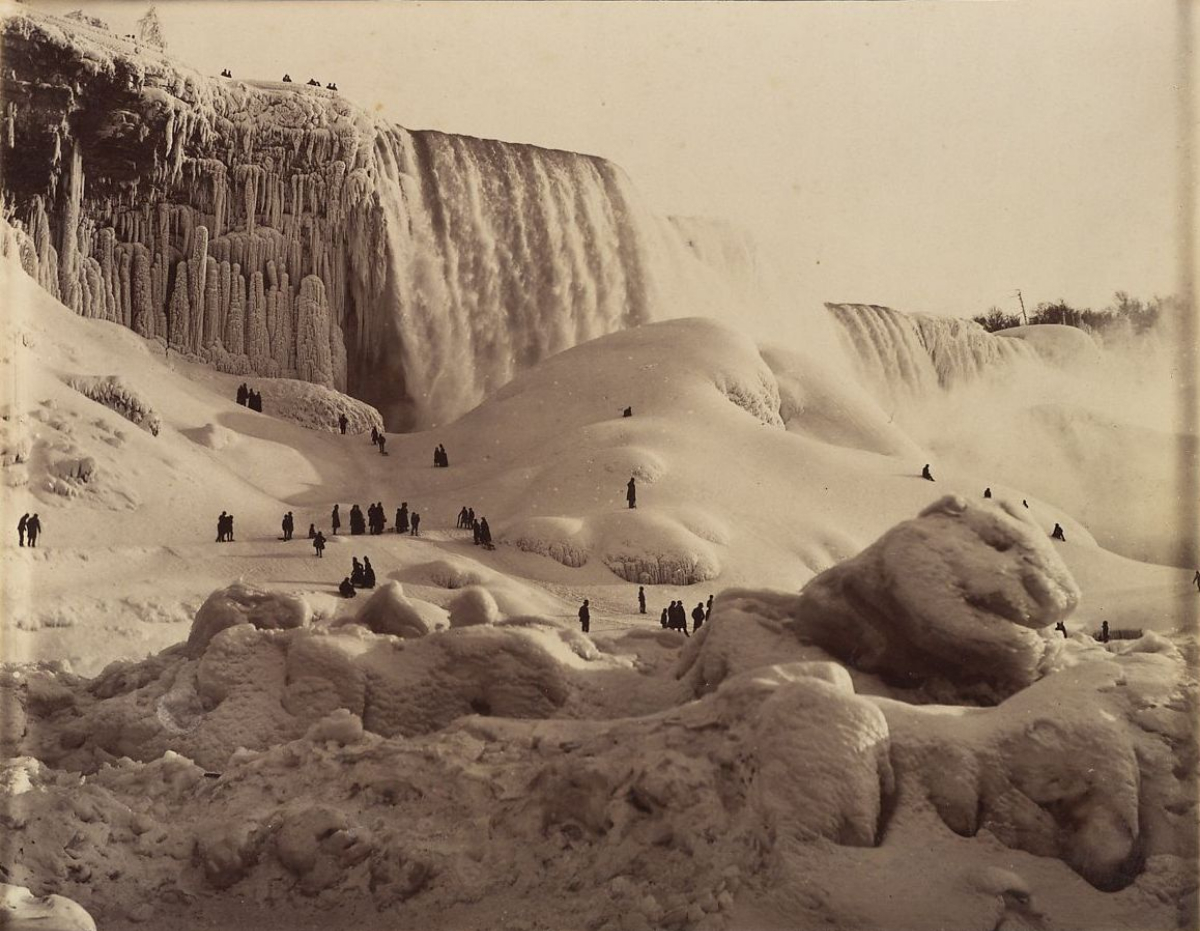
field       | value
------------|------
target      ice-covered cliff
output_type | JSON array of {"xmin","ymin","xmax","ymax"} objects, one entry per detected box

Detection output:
[{"xmin": 0, "ymin": 7, "xmax": 730, "ymax": 428}]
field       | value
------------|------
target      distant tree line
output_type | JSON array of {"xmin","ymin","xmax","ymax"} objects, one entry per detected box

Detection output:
[{"xmin": 972, "ymin": 292, "xmax": 1173, "ymax": 335}]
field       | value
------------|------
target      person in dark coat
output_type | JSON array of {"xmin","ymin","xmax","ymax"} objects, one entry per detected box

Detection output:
[
  {"xmin": 1051, "ymin": 523, "xmax": 1066, "ymax": 541},
  {"xmin": 1054, "ymin": 620, "xmax": 1067, "ymax": 638},
  {"xmin": 363, "ymin": 557, "xmax": 376, "ymax": 589},
  {"xmin": 308, "ymin": 523, "xmax": 317, "ymax": 540},
  {"xmin": 371, "ymin": 426, "xmax": 379, "ymax": 447},
  {"xmin": 216, "ymin": 511, "xmax": 228, "ymax": 542},
  {"xmin": 350, "ymin": 505, "xmax": 365, "ymax": 536},
  {"xmin": 705, "ymin": 594, "xmax": 713, "ymax": 620},
  {"xmin": 458, "ymin": 506, "xmax": 470, "ymax": 529},
  {"xmin": 626, "ymin": 476, "xmax": 637, "ymax": 509},
  {"xmin": 378, "ymin": 435, "xmax": 387, "ymax": 456},
  {"xmin": 921, "ymin": 464, "xmax": 934, "ymax": 482},
  {"xmin": 983, "ymin": 487, "xmax": 992, "ymax": 498},
  {"xmin": 351, "ymin": 557, "xmax": 365, "ymax": 587},
  {"xmin": 313, "ymin": 532, "xmax": 326, "ymax": 558},
  {"xmin": 224, "ymin": 513, "xmax": 234, "ymax": 542},
  {"xmin": 480, "ymin": 518, "xmax": 492, "ymax": 548},
  {"xmin": 411, "ymin": 512, "xmax": 421, "ymax": 536},
  {"xmin": 467, "ymin": 507, "xmax": 475, "ymax": 526},
  {"xmin": 17, "ymin": 513, "xmax": 28, "ymax": 547},
  {"xmin": 472, "ymin": 518, "xmax": 481, "ymax": 545},
  {"xmin": 638, "ymin": 586, "xmax": 646, "ymax": 614},
  {"xmin": 623, "ymin": 406, "xmax": 632, "ymax": 417},
  {"xmin": 1100, "ymin": 620, "xmax": 1110, "ymax": 643},
  {"xmin": 579, "ymin": 599, "xmax": 590, "ymax": 634},
  {"xmin": 331, "ymin": 504, "xmax": 341, "ymax": 535},
  {"xmin": 1022, "ymin": 499, "xmax": 1030, "ymax": 509},
  {"xmin": 433, "ymin": 446, "xmax": 442, "ymax": 467},
  {"xmin": 671, "ymin": 601, "xmax": 689, "ymax": 637},
  {"xmin": 282, "ymin": 74, "xmax": 293, "ymax": 83},
  {"xmin": 439, "ymin": 445, "xmax": 448, "ymax": 467},
  {"xmin": 338, "ymin": 414, "xmax": 348, "ymax": 435},
  {"xmin": 282, "ymin": 511, "xmax": 294, "ymax": 541},
  {"xmin": 660, "ymin": 607, "xmax": 669, "ymax": 629},
  {"xmin": 1194, "ymin": 569, "xmax": 1200, "ymax": 592},
  {"xmin": 339, "ymin": 577, "xmax": 356, "ymax": 598},
  {"xmin": 397, "ymin": 503, "xmax": 409, "ymax": 534},
  {"xmin": 26, "ymin": 513, "xmax": 41, "ymax": 548},
  {"xmin": 367, "ymin": 503, "xmax": 377, "ymax": 535},
  {"xmin": 236, "ymin": 383, "xmax": 247, "ymax": 406},
  {"xmin": 692, "ymin": 602, "xmax": 706, "ymax": 633}
]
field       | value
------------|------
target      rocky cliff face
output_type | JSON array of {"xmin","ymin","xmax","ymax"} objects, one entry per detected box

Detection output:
[{"xmin": 0, "ymin": 8, "xmax": 684, "ymax": 428}]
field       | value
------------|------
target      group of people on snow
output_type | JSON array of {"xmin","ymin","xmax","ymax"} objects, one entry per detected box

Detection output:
[
  {"xmin": 280, "ymin": 75, "xmax": 338, "ymax": 90},
  {"xmin": 925, "ymin": 467, "xmax": 1066, "ymax": 542},
  {"xmin": 456, "ymin": 506, "xmax": 492, "ymax": 548},
  {"xmin": 15, "ymin": 513, "xmax": 42, "ymax": 548},
  {"xmin": 339, "ymin": 556, "xmax": 376, "ymax": 597},
  {"xmin": 215, "ymin": 511, "xmax": 236, "ymax": 542},
  {"xmin": 433, "ymin": 444, "xmax": 450, "ymax": 467},
  {"xmin": 235, "ymin": 383, "xmax": 262, "ymax": 411},
  {"xmin": 370, "ymin": 427, "xmax": 388, "ymax": 455}
]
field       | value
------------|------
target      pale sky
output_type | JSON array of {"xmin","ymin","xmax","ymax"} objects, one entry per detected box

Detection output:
[{"xmin": 28, "ymin": 0, "xmax": 1192, "ymax": 317}]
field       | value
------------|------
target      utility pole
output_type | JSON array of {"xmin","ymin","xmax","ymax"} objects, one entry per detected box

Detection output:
[{"xmin": 1015, "ymin": 289, "xmax": 1028, "ymax": 326}]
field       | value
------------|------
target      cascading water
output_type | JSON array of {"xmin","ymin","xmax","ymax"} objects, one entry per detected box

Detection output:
[{"xmin": 825, "ymin": 302, "xmax": 1039, "ymax": 410}]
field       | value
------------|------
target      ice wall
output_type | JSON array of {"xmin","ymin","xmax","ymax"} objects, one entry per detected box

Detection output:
[
  {"xmin": 1, "ymin": 9, "xmax": 736, "ymax": 429},
  {"xmin": 826, "ymin": 302, "xmax": 1038, "ymax": 407}
]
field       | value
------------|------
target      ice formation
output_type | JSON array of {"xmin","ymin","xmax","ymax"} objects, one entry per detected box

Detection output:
[{"xmin": 0, "ymin": 9, "xmax": 773, "ymax": 429}]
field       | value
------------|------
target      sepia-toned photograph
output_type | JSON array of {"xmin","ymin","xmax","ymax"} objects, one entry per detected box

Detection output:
[{"xmin": 0, "ymin": 1, "xmax": 1197, "ymax": 929}]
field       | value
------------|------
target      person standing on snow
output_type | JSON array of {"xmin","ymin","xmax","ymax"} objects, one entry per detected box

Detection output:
[
  {"xmin": 339, "ymin": 577, "xmax": 356, "ymax": 598},
  {"xmin": 17, "ymin": 513, "xmax": 28, "ymax": 547},
  {"xmin": 331, "ymin": 504, "xmax": 341, "ymax": 535},
  {"xmin": 397, "ymin": 503, "xmax": 409, "ymax": 535},
  {"xmin": 692, "ymin": 602, "xmax": 706, "ymax": 633},
  {"xmin": 1193, "ymin": 570, "xmax": 1200, "ymax": 592},
  {"xmin": 26, "ymin": 513, "xmax": 42, "ymax": 548},
  {"xmin": 660, "ymin": 607, "xmax": 669, "ymax": 629},
  {"xmin": 983, "ymin": 487, "xmax": 992, "ymax": 498},
  {"xmin": 411, "ymin": 512, "xmax": 421, "ymax": 536},
  {"xmin": 626, "ymin": 476, "xmax": 637, "ymax": 509},
  {"xmin": 338, "ymin": 414, "xmax": 348, "ymax": 435},
  {"xmin": 313, "ymin": 531, "xmax": 326, "ymax": 558},
  {"xmin": 578, "ymin": 599, "xmax": 590, "ymax": 634},
  {"xmin": 638, "ymin": 586, "xmax": 646, "ymax": 614}
]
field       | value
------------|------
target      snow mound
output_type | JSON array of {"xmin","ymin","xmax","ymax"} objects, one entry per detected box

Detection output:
[
  {"xmin": 185, "ymin": 422, "xmax": 237, "ymax": 450},
  {"xmin": 503, "ymin": 516, "xmax": 591, "ymax": 567},
  {"xmin": 447, "ymin": 587, "xmax": 501, "ymax": 627},
  {"xmin": 683, "ymin": 497, "xmax": 1080, "ymax": 703},
  {"xmin": 351, "ymin": 582, "xmax": 435, "ymax": 639},
  {"xmin": 232, "ymin": 378, "xmax": 382, "ymax": 435},
  {"xmin": 0, "ymin": 882, "xmax": 96, "ymax": 931},
  {"xmin": 998, "ymin": 323, "xmax": 1102, "ymax": 368},
  {"xmin": 597, "ymin": 511, "xmax": 721, "ymax": 585},
  {"xmin": 185, "ymin": 582, "xmax": 312, "ymax": 656},
  {"xmin": 64, "ymin": 375, "xmax": 161, "ymax": 436},
  {"xmin": 790, "ymin": 495, "xmax": 1079, "ymax": 700}
]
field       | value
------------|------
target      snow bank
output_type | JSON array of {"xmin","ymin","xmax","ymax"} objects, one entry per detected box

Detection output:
[
  {"xmin": 241, "ymin": 378, "xmax": 382, "ymax": 435},
  {"xmin": 447, "ymin": 586, "xmax": 500, "ymax": 627}
]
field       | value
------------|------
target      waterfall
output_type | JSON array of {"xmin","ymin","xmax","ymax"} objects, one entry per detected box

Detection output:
[{"xmin": 825, "ymin": 303, "xmax": 1038, "ymax": 408}]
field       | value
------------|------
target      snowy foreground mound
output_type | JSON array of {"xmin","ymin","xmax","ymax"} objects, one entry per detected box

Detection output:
[{"xmin": 4, "ymin": 502, "xmax": 1196, "ymax": 931}]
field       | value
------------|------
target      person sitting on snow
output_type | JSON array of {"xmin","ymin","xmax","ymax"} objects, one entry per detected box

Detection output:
[
  {"xmin": 362, "ymin": 557, "xmax": 376, "ymax": 589},
  {"xmin": 1051, "ymin": 523, "xmax": 1066, "ymax": 542},
  {"xmin": 921, "ymin": 464, "xmax": 934, "ymax": 482},
  {"xmin": 983, "ymin": 487, "xmax": 992, "ymax": 498},
  {"xmin": 282, "ymin": 74, "xmax": 293, "ymax": 83},
  {"xmin": 351, "ymin": 557, "xmax": 365, "ymax": 587},
  {"xmin": 339, "ymin": 577, "xmax": 356, "ymax": 598}
]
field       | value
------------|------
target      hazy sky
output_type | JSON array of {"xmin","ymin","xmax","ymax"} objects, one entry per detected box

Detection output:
[{"xmin": 28, "ymin": 0, "xmax": 1191, "ymax": 317}]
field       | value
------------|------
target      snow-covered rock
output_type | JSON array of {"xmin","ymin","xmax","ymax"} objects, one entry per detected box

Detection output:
[{"xmin": 185, "ymin": 582, "xmax": 311, "ymax": 656}]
